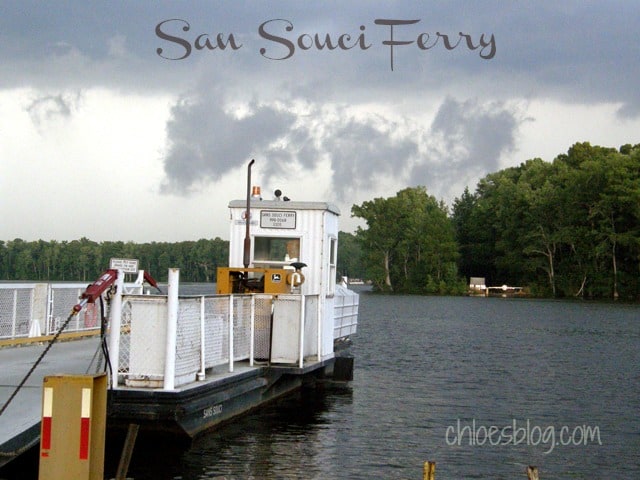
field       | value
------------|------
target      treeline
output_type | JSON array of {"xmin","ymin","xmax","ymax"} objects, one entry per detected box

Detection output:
[
  {"xmin": 0, "ymin": 235, "xmax": 365, "ymax": 285},
  {"xmin": 452, "ymin": 142, "xmax": 640, "ymax": 299},
  {"xmin": 350, "ymin": 142, "xmax": 640, "ymax": 299},
  {"xmin": 0, "ymin": 238, "xmax": 229, "ymax": 283}
]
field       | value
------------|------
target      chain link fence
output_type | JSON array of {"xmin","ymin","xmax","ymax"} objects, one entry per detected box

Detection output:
[
  {"xmin": 0, "ymin": 283, "xmax": 102, "ymax": 339},
  {"xmin": 0, "ymin": 285, "xmax": 33, "ymax": 338},
  {"xmin": 117, "ymin": 294, "xmax": 269, "ymax": 388}
]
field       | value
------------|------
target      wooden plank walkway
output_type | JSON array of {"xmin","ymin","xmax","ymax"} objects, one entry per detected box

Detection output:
[{"xmin": 0, "ymin": 337, "xmax": 101, "ymax": 467}]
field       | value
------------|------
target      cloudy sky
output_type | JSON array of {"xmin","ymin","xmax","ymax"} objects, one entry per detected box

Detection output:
[{"xmin": 1, "ymin": 1, "xmax": 639, "ymax": 242}]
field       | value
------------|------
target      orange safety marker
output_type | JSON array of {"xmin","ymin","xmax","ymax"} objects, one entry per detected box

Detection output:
[{"xmin": 79, "ymin": 388, "xmax": 91, "ymax": 460}]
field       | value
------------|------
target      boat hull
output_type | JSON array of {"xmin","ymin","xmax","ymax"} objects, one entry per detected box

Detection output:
[{"xmin": 107, "ymin": 358, "xmax": 340, "ymax": 438}]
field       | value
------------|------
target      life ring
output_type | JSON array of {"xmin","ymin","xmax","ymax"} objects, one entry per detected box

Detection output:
[{"xmin": 286, "ymin": 271, "xmax": 305, "ymax": 287}]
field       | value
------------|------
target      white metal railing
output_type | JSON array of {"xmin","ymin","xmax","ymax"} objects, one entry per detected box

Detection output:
[
  {"xmin": 333, "ymin": 285, "xmax": 359, "ymax": 339},
  {"xmin": 108, "ymin": 269, "xmax": 323, "ymax": 391}
]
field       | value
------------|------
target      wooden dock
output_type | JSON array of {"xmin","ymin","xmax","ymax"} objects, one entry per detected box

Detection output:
[{"xmin": 0, "ymin": 337, "xmax": 100, "ymax": 467}]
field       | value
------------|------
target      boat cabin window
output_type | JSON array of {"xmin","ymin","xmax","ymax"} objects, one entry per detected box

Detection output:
[
  {"xmin": 328, "ymin": 236, "xmax": 337, "ymax": 295},
  {"xmin": 253, "ymin": 236, "xmax": 300, "ymax": 267}
]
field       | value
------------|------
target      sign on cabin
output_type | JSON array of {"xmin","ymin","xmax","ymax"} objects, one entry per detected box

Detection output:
[{"xmin": 260, "ymin": 210, "xmax": 297, "ymax": 229}]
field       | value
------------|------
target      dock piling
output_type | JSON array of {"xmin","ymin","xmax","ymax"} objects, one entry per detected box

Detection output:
[
  {"xmin": 421, "ymin": 461, "xmax": 539, "ymax": 478},
  {"xmin": 527, "ymin": 466, "xmax": 539, "ymax": 480},
  {"xmin": 423, "ymin": 461, "xmax": 435, "ymax": 480},
  {"xmin": 115, "ymin": 423, "xmax": 139, "ymax": 480}
]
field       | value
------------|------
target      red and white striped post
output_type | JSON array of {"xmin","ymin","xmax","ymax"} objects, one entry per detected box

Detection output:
[{"xmin": 38, "ymin": 374, "xmax": 107, "ymax": 480}]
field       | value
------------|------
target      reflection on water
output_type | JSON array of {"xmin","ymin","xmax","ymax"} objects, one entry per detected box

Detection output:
[
  {"xmin": 118, "ymin": 385, "xmax": 353, "ymax": 480},
  {"xmin": 187, "ymin": 386, "xmax": 353, "ymax": 479}
]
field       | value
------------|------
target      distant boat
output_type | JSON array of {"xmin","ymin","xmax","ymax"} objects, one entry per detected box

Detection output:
[
  {"xmin": 468, "ymin": 277, "xmax": 527, "ymax": 297},
  {"xmin": 485, "ymin": 285, "xmax": 526, "ymax": 297}
]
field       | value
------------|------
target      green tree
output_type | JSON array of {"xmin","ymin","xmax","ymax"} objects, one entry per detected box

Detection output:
[
  {"xmin": 337, "ymin": 231, "xmax": 364, "ymax": 282},
  {"xmin": 454, "ymin": 141, "xmax": 640, "ymax": 299},
  {"xmin": 351, "ymin": 196, "xmax": 401, "ymax": 291},
  {"xmin": 352, "ymin": 186, "xmax": 461, "ymax": 294}
]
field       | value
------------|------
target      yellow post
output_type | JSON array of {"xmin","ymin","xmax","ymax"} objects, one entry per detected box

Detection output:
[
  {"xmin": 38, "ymin": 374, "xmax": 107, "ymax": 480},
  {"xmin": 526, "ymin": 466, "xmax": 539, "ymax": 480},
  {"xmin": 423, "ymin": 460, "xmax": 436, "ymax": 480}
]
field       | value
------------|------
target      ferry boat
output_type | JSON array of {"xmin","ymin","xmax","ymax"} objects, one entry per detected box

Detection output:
[{"xmin": 103, "ymin": 165, "xmax": 359, "ymax": 438}]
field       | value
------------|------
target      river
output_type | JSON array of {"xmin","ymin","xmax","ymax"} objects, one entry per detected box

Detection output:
[
  {"xmin": 3, "ymin": 290, "xmax": 638, "ymax": 479},
  {"xmin": 113, "ymin": 290, "xmax": 639, "ymax": 479}
]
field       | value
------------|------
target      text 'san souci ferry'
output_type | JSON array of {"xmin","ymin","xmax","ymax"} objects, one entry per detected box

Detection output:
[{"xmin": 100, "ymin": 162, "xmax": 359, "ymax": 437}]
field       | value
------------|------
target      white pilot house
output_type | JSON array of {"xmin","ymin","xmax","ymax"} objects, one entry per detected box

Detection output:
[{"xmin": 218, "ymin": 195, "xmax": 355, "ymax": 363}]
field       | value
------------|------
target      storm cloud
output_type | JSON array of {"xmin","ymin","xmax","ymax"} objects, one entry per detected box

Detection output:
[
  {"xmin": 420, "ymin": 97, "xmax": 522, "ymax": 180},
  {"xmin": 3, "ymin": 1, "xmax": 640, "ymax": 241},
  {"xmin": 160, "ymin": 93, "xmax": 298, "ymax": 194},
  {"xmin": 160, "ymin": 95, "xmax": 419, "ymax": 199},
  {"xmin": 160, "ymin": 92, "xmax": 523, "ymax": 203}
]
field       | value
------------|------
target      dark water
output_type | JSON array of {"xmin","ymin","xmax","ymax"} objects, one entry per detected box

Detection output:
[
  {"xmin": 5, "ymin": 291, "xmax": 638, "ymax": 479},
  {"xmin": 116, "ymin": 291, "xmax": 639, "ymax": 480}
]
